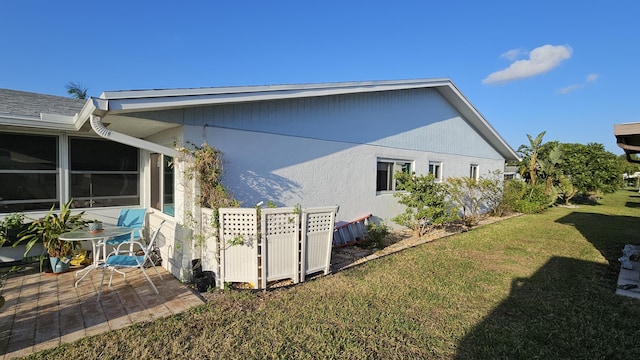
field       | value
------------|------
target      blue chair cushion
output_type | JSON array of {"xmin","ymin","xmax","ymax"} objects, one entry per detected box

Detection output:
[
  {"xmin": 106, "ymin": 254, "xmax": 144, "ymax": 267},
  {"xmin": 107, "ymin": 208, "xmax": 146, "ymax": 245}
]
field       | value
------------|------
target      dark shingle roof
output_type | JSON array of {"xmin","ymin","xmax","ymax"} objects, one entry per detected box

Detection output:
[{"xmin": 0, "ymin": 88, "xmax": 85, "ymax": 118}]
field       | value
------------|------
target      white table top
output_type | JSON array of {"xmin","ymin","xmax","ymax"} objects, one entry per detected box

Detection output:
[{"xmin": 59, "ymin": 226, "xmax": 135, "ymax": 241}]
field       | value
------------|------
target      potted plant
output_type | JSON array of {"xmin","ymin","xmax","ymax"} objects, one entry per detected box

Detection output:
[
  {"xmin": 0, "ymin": 212, "xmax": 26, "ymax": 247},
  {"xmin": 88, "ymin": 219, "xmax": 103, "ymax": 233},
  {"xmin": 16, "ymin": 199, "xmax": 87, "ymax": 273}
]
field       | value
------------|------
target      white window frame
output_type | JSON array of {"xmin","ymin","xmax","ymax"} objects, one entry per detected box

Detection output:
[
  {"xmin": 470, "ymin": 164, "xmax": 479, "ymax": 180},
  {"xmin": 151, "ymin": 153, "xmax": 175, "ymax": 216},
  {"xmin": 376, "ymin": 158, "xmax": 412, "ymax": 193},
  {"xmin": 428, "ymin": 161, "xmax": 443, "ymax": 182}
]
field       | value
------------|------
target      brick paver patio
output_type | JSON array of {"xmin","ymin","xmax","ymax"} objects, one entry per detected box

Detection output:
[{"xmin": 0, "ymin": 264, "xmax": 204, "ymax": 359}]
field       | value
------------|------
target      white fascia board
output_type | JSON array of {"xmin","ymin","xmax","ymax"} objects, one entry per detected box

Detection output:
[
  {"xmin": 73, "ymin": 97, "xmax": 107, "ymax": 129},
  {"xmin": 438, "ymin": 83, "xmax": 520, "ymax": 161},
  {"xmin": 100, "ymin": 78, "xmax": 452, "ymax": 100},
  {"xmin": 0, "ymin": 112, "xmax": 77, "ymax": 131},
  {"xmin": 101, "ymin": 79, "xmax": 453, "ymax": 113}
]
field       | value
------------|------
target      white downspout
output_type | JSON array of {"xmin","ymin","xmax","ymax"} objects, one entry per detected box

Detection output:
[{"xmin": 89, "ymin": 114, "xmax": 178, "ymax": 157}]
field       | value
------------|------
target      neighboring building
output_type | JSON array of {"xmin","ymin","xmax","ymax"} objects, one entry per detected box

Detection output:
[
  {"xmin": 503, "ymin": 165, "xmax": 521, "ymax": 181},
  {"xmin": 615, "ymin": 122, "xmax": 640, "ymax": 163},
  {"xmin": 0, "ymin": 78, "xmax": 519, "ymax": 277}
]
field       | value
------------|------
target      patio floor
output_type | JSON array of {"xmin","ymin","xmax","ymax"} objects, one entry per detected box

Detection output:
[{"xmin": 0, "ymin": 263, "xmax": 204, "ymax": 360}]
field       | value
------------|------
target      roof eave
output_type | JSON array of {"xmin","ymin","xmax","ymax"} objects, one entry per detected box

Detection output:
[
  {"xmin": 78, "ymin": 78, "xmax": 519, "ymax": 161},
  {"xmin": 0, "ymin": 112, "xmax": 78, "ymax": 131},
  {"xmin": 99, "ymin": 79, "xmax": 454, "ymax": 113},
  {"xmin": 437, "ymin": 83, "xmax": 520, "ymax": 161},
  {"xmin": 614, "ymin": 122, "xmax": 640, "ymax": 158}
]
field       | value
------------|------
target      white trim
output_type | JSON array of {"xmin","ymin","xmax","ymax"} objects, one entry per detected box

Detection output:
[
  {"xmin": 78, "ymin": 79, "xmax": 517, "ymax": 161},
  {"xmin": 89, "ymin": 115, "xmax": 178, "ymax": 157},
  {"xmin": 376, "ymin": 158, "xmax": 413, "ymax": 193},
  {"xmin": 428, "ymin": 161, "xmax": 444, "ymax": 182},
  {"xmin": 60, "ymin": 134, "xmax": 69, "ymax": 204},
  {"xmin": 99, "ymin": 78, "xmax": 452, "ymax": 100},
  {"xmin": 0, "ymin": 113, "xmax": 78, "ymax": 131},
  {"xmin": 470, "ymin": 163, "xmax": 479, "ymax": 180}
]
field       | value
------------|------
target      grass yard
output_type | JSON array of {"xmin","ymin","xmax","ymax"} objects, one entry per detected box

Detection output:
[{"xmin": 18, "ymin": 189, "xmax": 640, "ymax": 359}]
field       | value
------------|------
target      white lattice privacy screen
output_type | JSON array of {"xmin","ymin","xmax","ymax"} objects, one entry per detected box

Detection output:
[
  {"xmin": 260, "ymin": 207, "xmax": 300, "ymax": 288},
  {"xmin": 211, "ymin": 206, "xmax": 338, "ymax": 289},
  {"xmin": 301, "ymin": 206, "xmax": 338, "ymax": 282},
  {"xmin": 219, "ymin": 208, "xmax": 259, "ymax": 288}
]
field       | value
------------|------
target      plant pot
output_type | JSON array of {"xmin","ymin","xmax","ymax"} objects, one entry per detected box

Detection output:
[
  {"xmin": 49, "ymin": 256, "xmax": 71, "ymax": 273},
  {"xmin": 192, "ymin": 259, "xmax": 203, "ymax": 278},
  {"xmin": 88, "ymin": 222, "xmax": 103, "ymax": 232},
  {"xmin": 195, "ymin": 271, "xmax": 215, "ymax": 292}
]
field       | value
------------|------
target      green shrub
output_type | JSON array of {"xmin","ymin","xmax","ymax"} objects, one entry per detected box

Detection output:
[
  {"xmin": 392, "ymin": 172, "xmax": 458, "ymax": 237},
  {"xmin": 447, "ymin": 170, "xmax": 504, "ymax": 226},
  {"xmin": 359, "ymin": 222, "xmax": 390, "ymax": 249},
  {"xmin": 502, "ymin": 180, "xmax": 553, "ymax": 214}
]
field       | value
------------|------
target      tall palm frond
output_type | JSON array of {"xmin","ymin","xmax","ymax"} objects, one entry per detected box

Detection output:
[{"xmin": 65, "ymin": 82, "xmax": 88, "ymax": 100}]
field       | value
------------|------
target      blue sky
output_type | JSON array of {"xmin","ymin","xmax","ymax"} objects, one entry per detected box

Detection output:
[{"xmin": 2, "ymin": 1, "xmax": 638, "ymax": 154}]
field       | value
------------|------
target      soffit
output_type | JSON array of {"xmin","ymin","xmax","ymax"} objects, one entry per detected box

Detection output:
[
  {"xmin": 615, "ymin": 123, "xmax": 640, "ymax": 154},
  {"xmin": 78, "ymin": 114, "xmax": 180, "ymax": 138}
]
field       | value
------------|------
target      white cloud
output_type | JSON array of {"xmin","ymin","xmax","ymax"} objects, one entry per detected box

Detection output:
[
  {"xmin": 500, "ymin": 48, "xmax": 527, "ymax": 61},
  {"xmin": 557, "ymin": 84, "xmax": 583, "ymax": 94},
  {"xmin": 557, "ymin": 73, "xmax": 599, "ymax": 94},
  {"xmin": 483, "ymin": 44, "xmax": 573, "ymax": 85},
  {"xmin": 586, "ymin": 73, "xmax": 598, "ymax": 82}
]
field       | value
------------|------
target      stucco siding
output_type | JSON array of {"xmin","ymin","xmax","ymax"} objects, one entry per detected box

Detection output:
[{"xmin": 183, "ymin": 126, "xmax": 504, "ymax": 225}]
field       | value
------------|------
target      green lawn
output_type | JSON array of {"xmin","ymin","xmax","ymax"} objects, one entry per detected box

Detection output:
[{"xmin": 22, "ymin": 189, "xmax": 640, "ymax": 359}]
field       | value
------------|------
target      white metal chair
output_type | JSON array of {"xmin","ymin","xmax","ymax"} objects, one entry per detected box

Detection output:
[
  {"xmin": 97, "ymin": 220, "xmax": 165, "ymax": 301},
  {"xmin": 97, "ymin": 208, "xmax": 147, "ymax": 261}
]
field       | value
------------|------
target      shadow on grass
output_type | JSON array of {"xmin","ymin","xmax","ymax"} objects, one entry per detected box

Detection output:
[
  {"xmin": 457, "ymin": 195, "xmax": 640, "ymax": 358},
  {"xmin": 555, "ymin": 212, "xmax": 640, "ymax": 268},
  {"xmin": 456, "ymin": 256, "xmax": 640, "ymax": 359}
]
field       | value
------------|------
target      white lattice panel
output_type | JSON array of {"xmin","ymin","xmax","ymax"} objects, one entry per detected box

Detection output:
[
  {"xmin": 301, "ymin": 206, "xmax": 338, "ymax": 281},
  {"xmin": 219, "ymin": 208, "xmax": 259, "ymax": 289},
  {"xmin": 261, "ymin": 207, "xmax": 300, "ymax": 288},
  {"xmin": 306, "ymin": 212, "xmax": 335, "ymax": 233}
]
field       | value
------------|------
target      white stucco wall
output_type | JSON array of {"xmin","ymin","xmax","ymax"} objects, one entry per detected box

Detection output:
[
  {"xmin": 131, "ymin": 88, "xmax": 510, "ymax": 233},
  {"xmin": 182, "ymin": 126, "xmax": 504, "ymax": 226},
  {"xmin": 169, "ymin": 88, "xmax": 510, "ymax": 228}
]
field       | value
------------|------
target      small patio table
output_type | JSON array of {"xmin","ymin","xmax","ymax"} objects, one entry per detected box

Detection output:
[{"xmin": 59, "ymin": 226, "xmax": 135, "ymax": 287}]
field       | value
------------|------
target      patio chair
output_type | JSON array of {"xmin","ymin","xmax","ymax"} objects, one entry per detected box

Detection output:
[
  {"xmin": 97, "ymin": 220, "xmax": 165, "ymax": 301},
  {"xmin": 109, "ymin": 208, "xmax": 147, "ymax": 245},
  {"xmin": 97, "ymin": 208, "xmax": 146, "ymax": 263}
]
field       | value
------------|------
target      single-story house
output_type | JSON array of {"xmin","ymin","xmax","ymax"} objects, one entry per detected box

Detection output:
[{"xmin": 0, "ymin": 78, "xmax": 519, "ymax": 280}]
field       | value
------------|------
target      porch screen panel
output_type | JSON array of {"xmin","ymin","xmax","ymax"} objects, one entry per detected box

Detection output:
[
  {"xmin": 0, "ymin": 132, "xmax": 59, "ymax": 212},
  {"xmin": 69, "ymin": 137, "xmax": 139, "ymax": 208},
  {"xmin": 151, "ymin": 153, "xmax": 174, "ymax": 216}
]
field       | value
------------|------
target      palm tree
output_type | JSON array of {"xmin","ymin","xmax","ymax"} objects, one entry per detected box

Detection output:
[
  {"xmin": 517, "ymin": 131, "xmax": 546, "ymax": 186},
  {"xmin": 539, "ymin": 142, "xmax": 564, "ymax": 196},
  {"xmin": 65, "ymin": 82, "xmax": 88, "ymax": 100}
]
